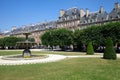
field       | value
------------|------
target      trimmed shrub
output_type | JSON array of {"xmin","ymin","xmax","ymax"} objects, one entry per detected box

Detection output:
[
  {"xmin": 103, "ymin": 37, "xmax": 117, "ymax": 60},
  {"xmin": 87, "ymin": 42, "xmax": 94, "ymax": 55}
]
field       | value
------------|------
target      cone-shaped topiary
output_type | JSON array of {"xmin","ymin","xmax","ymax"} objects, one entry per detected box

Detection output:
[
  {"xmin": 103, "ymin": 37, "xmax": 117, "ymax": 60},
  {"xmin": 87, "ymin": 42, "xmax": 94, "ymax": 55}
]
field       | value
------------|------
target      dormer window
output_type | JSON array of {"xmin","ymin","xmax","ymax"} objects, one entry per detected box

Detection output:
[
  {"xmin": 110, "ymin": 16, "xmax": 113, "ymax": 19},
  {"xmin": 79, "ymin": 14, "xmax": 80, "ymax": 17},
  {"xmin": 102, "ymin": 18, "xmax": 104, "ymax": 21},
  {"xmin": 90, "ymin": 20, "xmax": 93, "ymax": 23},
  {"xmin": 75, "ymin": 15, "xmax": 77, "ymax": 19},
  {"xmin": 72, "ymin": 16, "xmax": 75, "ymax": 19},
  {"xmin": 74, "ymin": 8, "xmax": 77, "ymax": 12},
  {"xmin": 117, "ymin": 12, "xmax": 120, "ymax": 15},
  {"xmin": 65, "ymin": 17, "xmax": 67, "ymax": 20},
  {"xmin": 84, "ymin": 20, "xmax": 87, "ymax": 23},
  {"xmin": 67, "ymin": 16, "xmax": 69, "ymax": 20},
  {"xmin": 59, "ymin": 17, "xmax": 61, "ymax": 19},
  {"xmin": 116, "ymin": 16, "xmax": 118, "ymax": 18},
  {"xmin": 118, "ymin": 15, "xmax": 120, "ymax": 18},
  {"xmin": 72, "ymin": 12, "xmax": 74, "ymax": 15},
  {"xmin": 70, "ymin": 17, "xmax": 72, "ymax": 20}
]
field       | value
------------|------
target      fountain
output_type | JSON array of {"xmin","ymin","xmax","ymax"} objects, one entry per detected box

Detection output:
[
  {"xmin": 16, "ymin": 32, "xmax": 36, "ymax": 58},
  {"xmin": 0, "ymin": 32, "xmax": 67, "ymax": 65},
  {"xmin": 1, "ymin": 32, "xmax": 50, "ymax": 61}
]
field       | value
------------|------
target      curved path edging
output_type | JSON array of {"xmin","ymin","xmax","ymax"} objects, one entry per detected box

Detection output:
[
  {"xmin": 0, "ymin": 54, "xmax": 66, "ymax": 65},
  {"xmin": 0, "ymin": 54, "xmax": 120, "ymax": 66}
]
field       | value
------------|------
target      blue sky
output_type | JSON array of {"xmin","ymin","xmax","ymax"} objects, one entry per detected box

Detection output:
[{"xmin": 0, "ymin": 0, "xmax": 119, "ymax": 32}]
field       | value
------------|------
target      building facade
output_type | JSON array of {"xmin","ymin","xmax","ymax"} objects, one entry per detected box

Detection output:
[
  {"xmin": 79, "ymin": 2, "xmax": 120, "ymax": 28},
  {"xmin": 57, "ymin": 7, "xmax": 84, "ymax": 31},
  {"xmin": 1, "ymin": 3, "xmax": 120, "ymax": 45},
  {"xmin": 10, "ymin": 21, "xmax": 57, "ymax": 45},
  {"xmin": 58, "ymin": 2, "xmax": 120, "ymax": 30}
]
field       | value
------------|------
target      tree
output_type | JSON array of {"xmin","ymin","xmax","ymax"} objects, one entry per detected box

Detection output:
[
  {"xmin": 103, "ymin": 37, "xmax": 117, "ymax": 60},
  {"xmin": 17, "ymin": 37, "xmax": 35, "ymax": 42},
  {"xmin": 55, "ymin": 28, "xmax": 73, "ymax": 47},
  {"xmin": 41, "ymin": 28, "xmax": 73, "ymax": 50},
  {"xmin": 4, "ymin": 36, "xmax": 18, "ymax": 49},
  {"xmin": 73, "ymin": 22, "xmax": 120, "ymax": 52},
  {"xmin": 0, "ymin": 38, "xmax": 5, "ymax": 49},
  {"xmin": 86, "ymin": 42, "xmax": 94, "ymax": 55},
  {"xmin": 41, "ymin": 31, "xmax": 53, "ymax": 46},
  {"xmin": 73, "ymin": 29, "xmax": 84, "ymax": 51},
  {"xmin": 101, "ymin": 22, "xmax": 120, "ymax": 45}
]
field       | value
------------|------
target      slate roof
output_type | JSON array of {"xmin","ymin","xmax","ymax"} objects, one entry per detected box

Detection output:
[
  {"xmin": 58, "ymin": 6, "xmax": 109, "ymax": 24},
  {"xmin": 10, "ymin": 21, "xmax": 57, "ymax": 35},
  {"xmin": 4, "ymin": 3, "xmax": 120, "ymax": 36},
  {"xmin": 109, "ymin": 7, "xmax": 120, "ymax": 19},
  {"xmin": 79, "ymin": 8, "xmax": 108, "ymax": 24},
  {"xmin": 59, "ymin": 7, "xmax": 80, "ymax": 21}
]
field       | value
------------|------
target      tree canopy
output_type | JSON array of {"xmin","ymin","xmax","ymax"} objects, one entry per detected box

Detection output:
[
  {"xmin": 41, "ymin": 28, "xmax": 73, "ymax": 47},
  {"xmin": 0, "ymin": 36, "xmax": 35, "ymax": 49},
  {"xmin": 73, "ymin": 22, "xmax": 120, "ymax": 51}
]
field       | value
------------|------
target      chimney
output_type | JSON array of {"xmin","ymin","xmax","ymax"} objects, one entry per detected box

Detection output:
[
  {"xmin": 80, "ymin": 9, "xmax": 85, "ymax": 18},
  {"xmin": 99, "ymin": 6, "xmax": 104, "ymax": 13},
  {"xmin": 115, "ymin": 2, "xmax": 119, "ymax": 9},
  {"xmin": 60, "ymin": 9, "xmax": 65, "ymax": 17},
  {"xmin": 86, "ymin": 8, "xmax": 89, "ymax": 17}
]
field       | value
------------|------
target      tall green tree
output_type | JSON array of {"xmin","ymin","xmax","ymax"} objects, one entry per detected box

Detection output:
[
  {"xmin": 41, "ymin": 31, "xmax": 53, "ymax": 47},
  {"xmin": 0, "ymin": 38, "xmax": 5, "ymax": 49},
  {"xmin": 86, "ymin": 42, "xmax": 94, "ymax": 55},
  {"xmin": 41, "ymin": 28, "xmax": 73, "ymax": 49},
  {"xmin": 4, "ymin": 36, "xmax": 18, "ymax": 48},
  {"xmin": 55, "ymin": 28, "xmax": 73, "ymax": 46},
  {"xmin": 73, "ymin": 29, "xmax": 84, "ymax": 51},
  {"xmin": 73, "ymin": 22, "xmax": 120, "ymax": 51},
  {"xmin": 103, "ymin": 37, "xmax": 117, "ymax": 60}
]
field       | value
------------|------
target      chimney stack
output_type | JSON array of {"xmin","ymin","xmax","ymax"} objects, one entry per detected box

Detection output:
[
  {"xmin": 80, "ymin": 9, "xmax": 85, "ymax": 18},
  {"xmin": 115, "ymin": 2, "xmax": 119, "ymax": 9},
  {"xmin": 60, "ymin": 9, "xmax": 65, "ymax": 17},
  {"xmin": 99, "ymin": 6, "xmax": 104, "ymax": 13},
  {"xmin": 86, "ymin": 8, "xmax": 89, "ymax": 17}
]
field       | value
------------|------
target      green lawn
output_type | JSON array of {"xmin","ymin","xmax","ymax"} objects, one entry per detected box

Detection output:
[
  {"xmin": 0, "ymin": 50, "xmax": 86, "ymax": 56},
  {"xmin": 0, "ymin": 49, "xmax": 102, "ymax": 56},
  {"xmin": 0, "ymin": 50, "xmax": 120, "ymax": 80}
]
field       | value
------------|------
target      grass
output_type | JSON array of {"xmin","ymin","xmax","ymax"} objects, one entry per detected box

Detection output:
[
  {"xmin": 0, "ymin": 50, "xmax": 89, "ymax": 56},
  {"xmin": 0, "ymin": 50, "xmax": 22, "ymax": 56},
  {"xmin": 0, "ymin": 58, "xmax": 120, "ymax": 80},
  {"xmin": 0, "ymin": 50, "xmax": 120, "ymax": 80}
]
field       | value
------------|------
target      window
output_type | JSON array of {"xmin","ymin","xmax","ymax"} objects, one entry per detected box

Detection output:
[
  {"xmin": 65, "ymin": 17, "xmax": 66, "ymax": 20},
  {"xmin": 84, "ymin": 20, "xmax": 87, "ymax": 23},
  {"xmin": 90, "ymin": 20, "xmax": 92, "ymax": 23},
  {"xmin": 80, "ymin": 26, "xmax": 82, "ymax": 29},
  {"xmin": 102, "ymin": 18, "xmax": 104, "ymax": 21},
  {"xmin": 67, "ymin": 16, "xmax": 69, "ymax": 20},
  {"xmin": 75, "ymin": 15, "xmax": 77, "ymax": 19},
  {"xmin": 73, "ymin": 22, "xmax": 75, "ymax": 26},
  {"xmin": 116, "ymin": 16, "xmax": 118, "ymax": 18},
  {"xmin": 110, "ymin": 16, "xmax": 113, "ymax": 19}
]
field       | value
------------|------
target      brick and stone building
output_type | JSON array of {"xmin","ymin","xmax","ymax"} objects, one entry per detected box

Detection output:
[
  {"xmin": 57, "ymin": 7, "xmax": 85, "ymax": 31},
  {"xmin": 79, "ymin": 2, "xmax": 120, "ymax": 28},
  {"xmin": 1, "ymin": 2, "xmax": 120, "ymax": 45},
  {"xmin": 10, "ymin": 21, "xmax": 57, "ymax": 45}
]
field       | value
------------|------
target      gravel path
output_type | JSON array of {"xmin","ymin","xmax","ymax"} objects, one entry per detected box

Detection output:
[
  {"xmin": 0, "ymin": 53, "xmax": 120, "ymax": 66},
  {"xmin": 0, "ymin": 54, "xmax": 66, "ymax": 65}
]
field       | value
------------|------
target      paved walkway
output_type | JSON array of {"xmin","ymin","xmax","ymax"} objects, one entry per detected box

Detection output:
[
  {"xmin": 0, "ymin": 54, "xmax": 66, "ymax": 65},
  {"xmin": 0, "ymin": 53, "xmax": 120, "ymax": 66}
]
